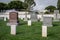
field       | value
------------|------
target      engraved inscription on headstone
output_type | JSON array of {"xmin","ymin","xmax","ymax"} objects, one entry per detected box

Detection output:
[
  {"xmin": 43, "ymin": 16, "xmax": 52, "ymax": 26},
  {"xmin": 9, "ymin": 12, "xmax": 18, "ymax": 24}
]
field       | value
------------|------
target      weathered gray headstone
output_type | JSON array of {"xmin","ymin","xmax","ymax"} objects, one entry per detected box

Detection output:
[
  {"xmin": 54, "ymin": 10, "xmax": 59, "ymax": 14},
  {"xmin": 42, "ymin": 16, "xmax": 52, "ymax": 37},
  {"xmin": 43, "ymin": 16, "xmax": 52, "ymax": 27},
  {"xmin": 54, "ymin": 10, "xmax": 60, "ymax": 21},
  {"xmin": 30, "ymin": 11, "xmax": 37, "ymax": 22}
]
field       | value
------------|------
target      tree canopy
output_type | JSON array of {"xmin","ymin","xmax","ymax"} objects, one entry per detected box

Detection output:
[
  {"xmin": 8, "ymin": 1, "xmax": 28, "ymax": 10},
  {"xmin": 0, "ymin": 2, "xmax": 7, "ymax": 10},
  {"xmin": 0, "ymin": 1, "xmax": 28, "ymax": 11},
  {"xmin": 24, "ymin": 0, "xmax": 36, "ymax": 10},
  {"xmin": 45, "ymin": 5, "xmax": 56, "ymax": 12}
]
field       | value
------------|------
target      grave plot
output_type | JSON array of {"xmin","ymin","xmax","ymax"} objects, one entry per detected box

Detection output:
[
  {"xmin": 27, "ymin": 11, "xmax": 38, "ymax": 26},
  {"xmin": 42, "ymin": 16, "xmax": 53, "ymax": 37},
  {"xmin": 7, "ymin": 10, "xmax": 18, "ymax": 35}
]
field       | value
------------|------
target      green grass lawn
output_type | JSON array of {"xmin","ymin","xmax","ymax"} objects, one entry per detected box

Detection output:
[{"xmin": 0, "ymin": 20, "xmax": 60, "ymax": 40}]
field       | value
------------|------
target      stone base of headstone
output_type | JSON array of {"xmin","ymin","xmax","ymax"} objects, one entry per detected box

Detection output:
[
  {"xmin": 7, "ymin": 23, "xmax": 17, "ymax": 35},
  {"xmin": 10, "ymin": 25, "xmax": 16, "ymax": 35},
  {"xmin": 28, "ymin": 20, "xmax": 31, "ymax": 26},
  {"xmin": 42, "ymin": 25, "xmax": 47, "ymax": 37},
  {"xmin": 7, "ymin": 23, "xmax": 18, "ymax": 26}
]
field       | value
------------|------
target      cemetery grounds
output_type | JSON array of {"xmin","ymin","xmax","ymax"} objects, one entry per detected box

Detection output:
[{"xmin": 0, "ymin": 19, "xmax": 60, "ymax": 40}]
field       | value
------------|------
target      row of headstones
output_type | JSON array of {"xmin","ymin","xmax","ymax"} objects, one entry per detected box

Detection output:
[
  {"xmin": 4, "ymin": 10, "xmax": 53, "ymax": 38},
  {"xmin": 39, "ymin": 10, "xmax": 60, "ymax": 22},
  {"xmin": 0, "ymin": 10, "xmax": 58, "ymax": 37},
  {"xmin": 26, "ymin": 15, "xmax": 53, "ymax": 37},
  {"xmin": 24, "ymin": 10, "xmax": 60, "ymax": 22},
  {"xmin": 1, "ymin": 10, "xmax": 60, "ymax": 22}
]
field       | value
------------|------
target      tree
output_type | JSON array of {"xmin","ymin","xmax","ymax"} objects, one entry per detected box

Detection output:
[
  {"xmin": 8, "ymin": 1, "xmax": 22, "ymax": 10},
  {"xmin": 45, "ymin": 5, "xmax": 56, "ymax": 12},
  {"xmin": 57, "ymin": 0, "xmax": 60, "ymax": 12},
  {"xmin": 24, "ymin": 0, "xmax": 36, "ymax": 11},
  {"xmin": 8, "ymin": 1, "xmax": 28, "ymax": 11},
  {"xmin": 0, "ymin": 2, "xmax": 7, "ymax": 10}
]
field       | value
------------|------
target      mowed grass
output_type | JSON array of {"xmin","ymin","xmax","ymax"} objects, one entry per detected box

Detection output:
[{"xmin": 0, "ymin": 19, "xmax": 60, "ymax": 40}]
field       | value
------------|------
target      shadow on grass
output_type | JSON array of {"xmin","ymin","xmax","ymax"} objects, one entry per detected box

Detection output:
[
  {"xmin": 18, "ymin": 22, "xmax": 27, "ymax": 26},
  {"xmin": 16, "ymin": 32, "xmax": 25, "ymax": 35},
  {"xmin": 53, "ymin": 21, "xmax": 60, "ymax": 26},
  {"xmin": 48, "ymin": 33, "xmax": 55, "ymax": 37},
  {"xmin": 47, "ymin": 33, "xmax": 60, "ymax": 39}
]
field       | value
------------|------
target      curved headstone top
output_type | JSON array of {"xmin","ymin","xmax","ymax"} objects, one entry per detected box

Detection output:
[{"xmin": 6, "ymin": 9, "xmax": 18, "ymax": 13}]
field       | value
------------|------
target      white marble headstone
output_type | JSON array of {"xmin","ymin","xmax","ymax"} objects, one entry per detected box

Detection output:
[
  {"xmin": 28, "ymin": 20, "xmax": 31, "ymax": 26},
  {"xmin": 11, "ymin": 25, "xmax": 16, "ymax": 35}
]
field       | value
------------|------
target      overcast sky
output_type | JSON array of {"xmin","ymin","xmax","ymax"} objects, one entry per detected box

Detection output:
[{"xmin": 0, "ymin": 0, "xmax": 58, "ymax": 10}]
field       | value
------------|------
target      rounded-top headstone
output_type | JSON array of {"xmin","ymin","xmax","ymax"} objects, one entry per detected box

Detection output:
[{"xmin": 9, "ymin": 9, "xmax": 18, "ymax": 25}]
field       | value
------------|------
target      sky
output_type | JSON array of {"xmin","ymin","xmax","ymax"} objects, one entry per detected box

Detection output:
[{"xmin": 0, "ymin": 0, "xmax": 58, "ymax": 10}]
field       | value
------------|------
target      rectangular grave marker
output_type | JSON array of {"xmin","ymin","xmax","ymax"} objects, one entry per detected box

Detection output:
[
  {"xmin": 42, "ymin": 16, "xmax": 52, "ymax": 37},
  {"xmin": 9, "ymin": 12, "xmax": 18, "ymax": 24},
  {"xmin": 11, "ymin": 25, "xmax": 16, "ymax": 35},
  {"xmin": 43, "ymin": 16, "xmax": 52, "ymax": 26},
  {"xmin": 54, "ymin": 10, "xmax": 59, "ymax": 14},
  {"xmin": 30, "ymin": 11, "xmax": 37, "ymax": 22},
  {"xmin": 42, "ymin": 26, "xmax": 47, "ymax": 37},
  {"xmin": 28, "ymin": 20, "xmax": 31, "ymax": 26},
  {"xmin": 54, "ymin": 10, "xmax": 59, "ymax": 21}
]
